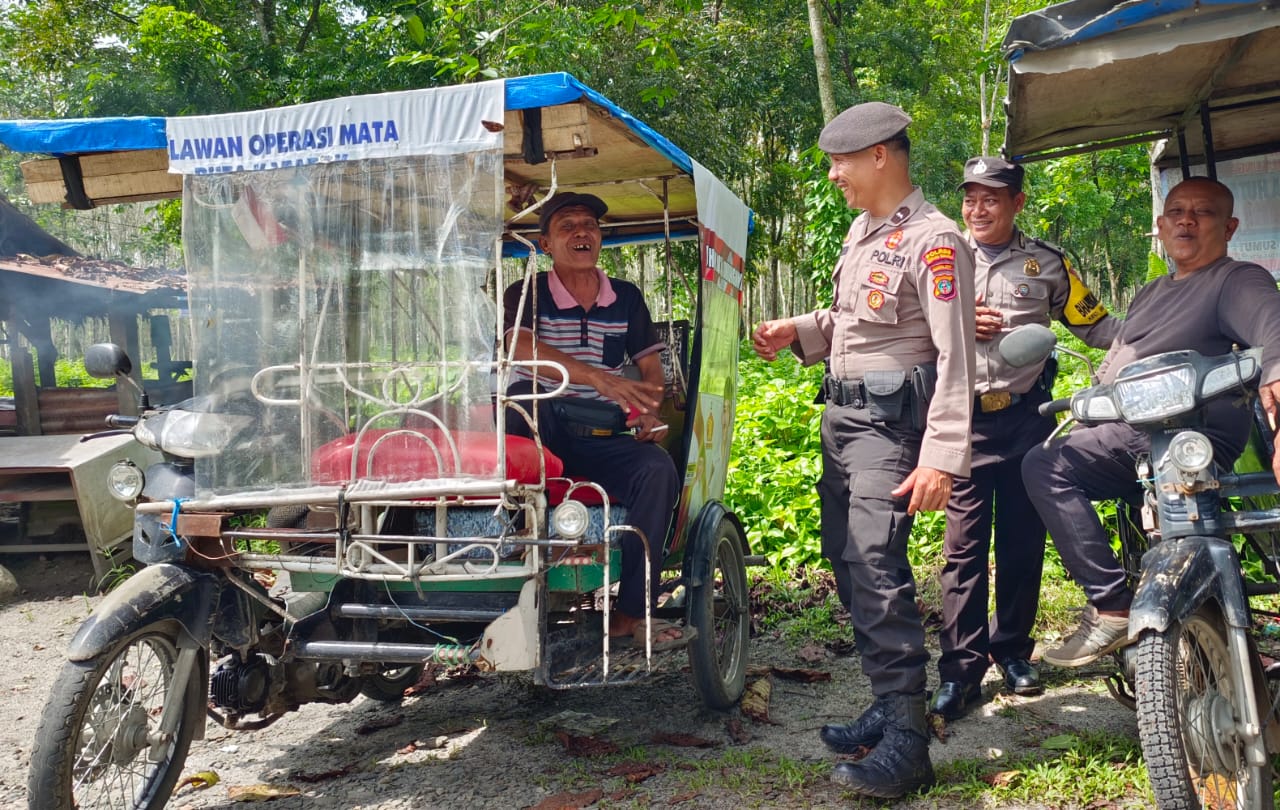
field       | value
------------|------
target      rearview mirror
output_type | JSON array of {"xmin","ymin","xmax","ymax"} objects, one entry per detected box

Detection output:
[
  {"xmin": 998, "ymin": 324, "xmax": 1057, "ymax": 369},
  {"xmin": 85, "ymin": 343, "xmax": 132, "ymax": 379}
]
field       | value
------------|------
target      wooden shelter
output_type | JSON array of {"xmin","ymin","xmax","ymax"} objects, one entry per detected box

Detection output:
[{"xmin": 0, "ymin": 196, "xmax": 187, "ymax": 578}]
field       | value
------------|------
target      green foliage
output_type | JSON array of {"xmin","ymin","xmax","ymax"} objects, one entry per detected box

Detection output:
[
  {"xmin": 1023, "ymin": 147, "xmax": 1154, "ymax": 308},
  {"xmin": 929, "ymin": 728, "xmax": 1150, "ymax": 804},
  {"xmin": 1147, "ymin": 251, "xmax": 1169, "ymax": 282},
  {"xmin": 0, "ymin": 353, "xmax": 116, "ymax": 396},
  {"xmin": 726, "ymin": 348, "xmax": 823, "ymax": 568}
]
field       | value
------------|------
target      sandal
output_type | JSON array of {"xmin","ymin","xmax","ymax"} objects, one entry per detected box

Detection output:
[{"xmin": 612, "ymin": 618, "xmax": 697, "ymax": 652}]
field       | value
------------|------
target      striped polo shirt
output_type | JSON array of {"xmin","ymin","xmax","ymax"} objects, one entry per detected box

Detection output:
[{"xmin": 503, "ymin": 268, "xmax": 664, "ymax": 402}]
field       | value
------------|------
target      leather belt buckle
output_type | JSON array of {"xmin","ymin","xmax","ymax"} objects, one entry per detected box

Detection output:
[{"xmin": 979, "ymin": 391, "xmax": 1012, "ymax": 413}]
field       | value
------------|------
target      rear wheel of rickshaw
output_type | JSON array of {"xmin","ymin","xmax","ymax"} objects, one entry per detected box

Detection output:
[
  {"xmin": 28, "ymin": 622, "xmax": 206, "ymax": 810},
  {"xmin": 359, "ymin": 664, "xmax": 426, "ymax": 702},
  {"xmin": 686, "ymin": 507, "xmax": 750, "ymax": 710},
  {"xmin": 1135, "ymin": 604, "xmax": 1274, "ymax": 809}
]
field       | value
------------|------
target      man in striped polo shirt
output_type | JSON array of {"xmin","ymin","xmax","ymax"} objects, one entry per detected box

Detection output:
[{"xmin": 503, "ymin": 192, "xmax": 691, "ymax": 651}]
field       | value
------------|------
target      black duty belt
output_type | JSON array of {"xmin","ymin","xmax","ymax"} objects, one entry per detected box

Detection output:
[
  {"xmin": 975, "ymin": 390, "xmax": 1023, "ymax": 414},
  {"xmin": 823, "ymin": 375, "xmax": 869, "ymax": 408}
]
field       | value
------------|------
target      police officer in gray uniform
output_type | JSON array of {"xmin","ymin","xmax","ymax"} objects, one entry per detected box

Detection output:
[
  {"xmin": 753, "ymin": 102, "xmax": 975, "ymax": 798},
  {"xmin": 931, "ymin": 157, "xmax": 1119, "ymax": 721}
]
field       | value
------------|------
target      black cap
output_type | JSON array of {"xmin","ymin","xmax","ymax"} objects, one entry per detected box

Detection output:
[
  {"xmin": 538, "ymin": 192, "xmax": 608, "ymax": 233},
  {"xmin": 959, "ymin": 156, "xmax": 1024, "ymax": 191},
  {"xmin": 818, "ymin": 102, "xmax": 911, "ymax": 155}
]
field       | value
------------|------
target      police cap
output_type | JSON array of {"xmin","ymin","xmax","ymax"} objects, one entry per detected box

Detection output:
[
  {"xmin": 818, "ymin": 102, "xmax": 911, "ymax": 155},
  {"xmin": 538, "ymin": 192, "xmax": 608, "ymax": 233},
  {"xmin": 959, "ymin": 156, "xmax": 1024, "ymax": 192}
]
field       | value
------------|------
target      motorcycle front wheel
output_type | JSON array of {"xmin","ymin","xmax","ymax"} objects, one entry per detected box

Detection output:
[
  {"xmin": 28, "ymin": 622, "xmax": 206, "ymax": 810},
  {"xmin": 1135, "ymin": 605, "xmax": 1274, "ymax": 809}
]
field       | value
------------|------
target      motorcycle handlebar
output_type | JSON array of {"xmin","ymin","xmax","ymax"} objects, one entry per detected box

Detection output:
[
  {"xmin": 1039, "ymin": 398, "xmax": 1071, "ymax": 417},
  {"xmin": 106, "ymin": 415, "xmax": 141, "ymax": 429}
]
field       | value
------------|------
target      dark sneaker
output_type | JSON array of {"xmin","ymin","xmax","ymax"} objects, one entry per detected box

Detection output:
[{"xmin": 1042, "ymin": 606, "xmax": 1130, "ymax": 667}]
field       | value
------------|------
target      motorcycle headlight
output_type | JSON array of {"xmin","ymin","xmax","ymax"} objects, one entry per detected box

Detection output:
[
  {"xmin": 551, "ymin": 500, "xmax": 590, "ymax": 540},
  {"xmin": 106, "ymin": 461, "xmax": 145, "ymax": 501},
  {"xmin": 1201, "ymin": 352, "xmax": 1260, "ymax": 399},
  {"xmin": 1167, "ymin": 431, "xmax": 1213, "ymax": 475},
  {"xmin": 150, "ymin": 410, "xmax": 253, "ymax": 457},
  {"xmin": 1112, "ymin": 364, "xmax": 1196, "ymax": 422}
]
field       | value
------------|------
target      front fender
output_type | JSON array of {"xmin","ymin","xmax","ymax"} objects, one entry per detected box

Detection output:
[
  {"xmin": 680, "ymin": 500, "xmax": 747, "ymax": 589},
  {"xmin": 68, "ymin": 563, "xmax": 219, "ymax": 661},
  {"xmin": 1129, "ymin": 536, "xmax": 1250, "ymax": 635}
]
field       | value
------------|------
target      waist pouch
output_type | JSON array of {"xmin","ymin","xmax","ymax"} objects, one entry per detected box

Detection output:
[
  {"xmin": 909, "ymin": 363, "xmax": 938, "ymax": 432},
  {"xmin": 552, "ymin": 398, "xmax": 626, "ymax": 436},
  {"xmin": 864, "ymin": 370, "xmax": 907, "ymax": 423}
]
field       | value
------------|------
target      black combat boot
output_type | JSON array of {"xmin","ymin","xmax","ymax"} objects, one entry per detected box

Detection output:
[
  {"xmin": 819, "ymin": 694, "xmax": 892, "ymax": 753},
  {"xmin": 831, "ymin": 692, "xmax": 934, "ymax": 798}
]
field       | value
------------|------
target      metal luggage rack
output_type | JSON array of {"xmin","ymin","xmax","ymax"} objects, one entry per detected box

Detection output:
[{"xmin": 152, "ymin": 477, "xmax": 627, "ymax": 586}]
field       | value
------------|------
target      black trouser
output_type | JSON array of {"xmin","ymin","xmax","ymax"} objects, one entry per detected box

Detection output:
[
  {"xmin": 507, "ymin": 385, "xmax": 679, "ymax": 618},
  {"xmin": 1020, "ymin": 399, "xmax": 1249, "ymax": 613},
  {"xmin": 938, "ymin": 390, "xmax": 1054, "ymax": 684},
  {"xmin": 818, "ymin": 401, "xmax": 927, "ymax": 697}
]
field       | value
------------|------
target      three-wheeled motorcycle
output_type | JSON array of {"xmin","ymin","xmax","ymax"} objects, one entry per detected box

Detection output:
[
  {"xmin": 1003, "ymin": 2, "xmax": 1280, "ymax": 807},
  {"xmin": 20, "ymin": 74, "xmax": 753, "ymax": 809}
]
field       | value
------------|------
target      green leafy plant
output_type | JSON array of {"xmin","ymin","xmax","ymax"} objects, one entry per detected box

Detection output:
[{"xmin": 725, "ymin": 348, "xmax": 823, "ymax": 568}]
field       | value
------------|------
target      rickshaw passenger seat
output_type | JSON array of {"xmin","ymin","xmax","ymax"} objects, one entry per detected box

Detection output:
[
  {"xmin": 545, "ymin": 477, "xmax": 620, "ymax": 506},
  {"xmin": 311, "ymin": 428, "xmax": 564, "ymax": 485}
]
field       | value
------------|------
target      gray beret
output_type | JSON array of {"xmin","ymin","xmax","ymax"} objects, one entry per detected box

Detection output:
[{"xmin": 818, "ymin": 102, "xmax": 911, "ymax": 155}]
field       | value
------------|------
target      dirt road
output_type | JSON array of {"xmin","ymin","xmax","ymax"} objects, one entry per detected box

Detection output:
[{"xmin": 0, "ymin": 553, "xmax": 1140, "ymax": 809}]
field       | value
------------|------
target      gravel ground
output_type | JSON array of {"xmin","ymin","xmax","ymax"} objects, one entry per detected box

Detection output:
[{"xmin": 0, "ymin": 553, "xmax": 1140, "ymax": 809}]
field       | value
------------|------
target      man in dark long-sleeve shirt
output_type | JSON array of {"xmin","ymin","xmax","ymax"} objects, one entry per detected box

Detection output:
[{"xmin": 1022, "ymin": 177, "xmax": 1280, "ymax": 667}]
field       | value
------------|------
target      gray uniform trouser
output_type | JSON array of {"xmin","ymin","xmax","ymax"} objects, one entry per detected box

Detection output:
[{"xmin": 819, "ymin": 401, "xmax": 926, "ymax": 697}]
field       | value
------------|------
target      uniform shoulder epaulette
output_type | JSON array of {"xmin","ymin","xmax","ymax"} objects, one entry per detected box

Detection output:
[{"xmin": 1027, "ymin": 236, "xmax": 1068, "ymax": 264}]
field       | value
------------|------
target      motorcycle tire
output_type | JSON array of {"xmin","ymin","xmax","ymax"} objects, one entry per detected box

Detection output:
[
  {"xmin": 28, "ymin": 621, "xmax": 206, "ymax": 810},
  {"xmin": 686, "ymin": 512, "xmax": 750, "ymax": 710},
  {"xmin": 1134, "ymin": 604, "xmax": 1274, "ymax": 809},
  {"xmin": 359, "ymin": 664, "xmax": 425, "ymax": 703}
]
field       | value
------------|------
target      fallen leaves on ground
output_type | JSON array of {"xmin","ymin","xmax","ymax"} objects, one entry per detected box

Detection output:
[
  {"xmin": 983, "ymin": 770, "xmax": 1021, "ymax": 787},
  {"xmin": 1199, "ymin": 774, "xmax": 1239, "ymax": 810},
  {"xmin": 651, "ymin": 731, "xmax": 719, "ymax": 748},
  {"xmin": 525, "ymin": 788, "xmax": 604, "ymax": 809},
  {"xmin": 172, "ymin": 770, "xmax": 219, "ymax": 794},
  {"xmin": 668, "ymin": 790, "xmax": 703, "ymax": 804},
  {"xmin": 290, "ymin": 764, "xmax": 355, "ymax": 783},
  {"xmin": 354, "ymin": 714, "xmax": 403, "ymax": 735},
  {"xmin": 824, "ymin": 638, "xmax": 857, "ymax": 656},
  {"xmin": 606, "ymin": 761, "xmax": 666, "ymax": 783},
  {"xmin": 769, "ymin": 665, "xmax": 831, "ymax": 683},
  {"xmin": 795, "ymin": 644, "xmax": 827, "ymax": 663},
  {"xmin": 554, "ymin": 730, "xmax": 619, "ymax": 757},
  {"xmin": 927, "ymin": 711, "xmax": 948, "ymax": 743},
  {"xmin": 835, "ymin": 745, "xmax": 872, "ymax": 762},
  {"xmin": 740, "ymin": 676, "xmax": 773, "ymax": 724},
  {"xmin": 226, "ymin": 783, "xmax": 301, "ymax": 802},
  {"xmin": 403, "ymin": 664, "xmax": 440, "ymax": 696},
  {"xmin": 725, "ymin": 716, "xmax": 752, "ymax": 744}
]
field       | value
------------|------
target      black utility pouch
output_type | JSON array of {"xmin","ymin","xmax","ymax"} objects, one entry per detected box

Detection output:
[
  {"xmin": 1038, "ymin": 354, "xmax": 1059, "ymax": 394},
  {"xmin": 552, "ymin": 398, "xmax": 627, "ymax": 436},
  {"xmin": 864, "ymin": 370, "xmax": 907, "ymax": 423},
  {"xmin": 909, "ymin": 363, "xmax": 938, "ymax": 432}
]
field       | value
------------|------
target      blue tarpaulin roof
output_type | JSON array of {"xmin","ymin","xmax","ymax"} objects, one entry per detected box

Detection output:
[
  {"xmin": 0, "ymin": 73, "xmax": 693, "ymax": 175},
  {"xmin": 1002, "ymin": 0, "xmax": 1280, "ymax": 163}
]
